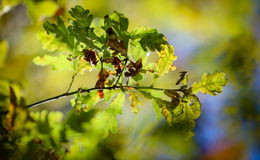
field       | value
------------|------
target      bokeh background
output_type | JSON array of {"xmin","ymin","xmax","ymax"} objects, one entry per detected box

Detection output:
[{"xmin": 0, "ymin": 0, "xmax": 259, "ymax": 159}]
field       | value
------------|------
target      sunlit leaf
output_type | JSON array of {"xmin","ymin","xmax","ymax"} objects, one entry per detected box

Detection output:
[
  {"xmin": 103, "ymin": 89, "xmax": 121, "ymax": 103},
  {"xmin": 172, "ymin": 95, "xmax": 201, "ymax": 139},
  {"xmin": 172, "ymin": 102, "xmax": 194, "ymax": 139},
  {"xmin": 33, "ymin": 54, "xmax": 73, "ymax": 71},
  {"xmin": 89, "ymin": 93, "xmax": 125, "ymax": 137},
  {"xmin": 143, "ymin": 93, "xmax": 172, "ymax": 123},
  {"xmin": 154, "ymin": 44, "xmax": 177, "ymax": 81},
  {"xmin": 104, "ymin": 93, "xmax": 125, "ymax": 133},
  {"xmin": 37, "ymin": 32, "xmax": 69, "ymax": 52},
  {"xmin": 192, "ymin": 72, "xmax": 227, "ymax": 95},
  {"xmin": 186, "ymin": 94, "xmax": 201, "ymax": 119},
  {"xmin": 128, "ymin": 40, "xmax": 147, "ymax": 61},
  {"xmin": 71, "ymin": 92, "xmax": 101, "ymax": 112},
  {"xmin": 152, "ymin": 100, "xmax": 162, "ymax": 120},
  {"xmin": 128, "ymin": 91, "xmax": 141, "ymax": 113}
]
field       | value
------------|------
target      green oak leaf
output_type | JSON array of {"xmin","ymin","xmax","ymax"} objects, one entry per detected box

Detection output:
[
  {"xmin": 103, "ymin": 11, "xmax": 129, "ymax": 37},
  {"xmin": 128, "ymin": 40, "xmax": 147, "ymax": 61},
  {"xmin": 71, "ymin": 91, "xmax": 101, "ymax": 112},
  {"xmin": 103, "ymin": 89, "xmax": 121, "ymax": 103},
  {"xmin": 107, "ymin": 11, "xmax": 129, "ymax": 32},
  {"xmin": 152, "ymin": 100, "xmax": 163, "ymax": 120},
  {"xmin": 68, "ymin": 6, "xmax": 101, "ymax": 51},
  {"xmin": 153, "ymin": 44, "xmax": 177, "ymax": 82},
  {"xmin": 192, "ymin": 72, "xmax": 227, "ymax": 95},
  {"xmin": 69, "ymin": 5, "xmax": 93, "ymax": 28},
  {"xmin": 104, "ymin": 93, "xmax": 125, "ymax": 133},
  {"xmin": 33, "ymin": 54, "xmax": 74, "ymax": 71},
  {"xmin": 172, "ymin": 95, "xmax": 201, "ymax": 139},
  {"xmin": 88, "ymin": 93, "xmax": 125, "ymax": 137},
  {"xmin": 128, "ymin": 91, "xmax": 141, "ymax": 113},
  {"xmin": 43, "ymin": 16, "xmax": 74, "ymax": 49},
  {"xmin": 130, "ymin": 27, "xmax": 168, "ymax": 51},
  {"xmin": 140, "ymin": 90, "xmax": 171, "ymax": 122},
  {"xmin": 37, "ymin": 32, "xmax": 69, "ymax": 52}
]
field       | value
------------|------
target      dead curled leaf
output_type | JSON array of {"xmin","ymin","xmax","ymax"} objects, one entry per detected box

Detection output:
[
  {"xmin": 103, "ymin": 57, "xmax": 122, "ymax": 75},
  {"xmin": 95, "ymin": 70, "xmax": 110, "ymax": 98},
  {"xmin": 107, "ymin": 38, "xmax": 127, "ymax": 55},
  {"xmin": 83, "ymin": 49, "xmax": 98, "ymax": 65},
  {"xmin": 125, "ymin": 58, "xmax": 142, "ymax": 77}
]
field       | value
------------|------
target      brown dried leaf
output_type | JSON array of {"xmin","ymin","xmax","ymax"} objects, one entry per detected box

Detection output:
[
  {"xmin": 95, "ymin": 70, "xmax": 110, "ymax": 98},
  {"xmin": 104, "ymin": 57, "xmax": 123, "ymax": 75},
  {"xmin": 83, "ymin": 49, "xmax": 98, "ymax": 65},
  {"xmin": 107, "ymin": 38, "xmax": 127, "ymax": 55},
  {"xmin": 95, "ymin": 70, "xmax": 110, "ymax": 88},
  {"xmin": 125, "ymin": 58, "xmax": 143, "ymax": 77}
]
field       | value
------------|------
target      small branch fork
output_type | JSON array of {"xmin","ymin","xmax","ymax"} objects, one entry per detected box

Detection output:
[
  {"xmin": 26, "ymin": 86, "xmax": 187, "ymax": 108},
  {"xmin": 114, "ymin": 58, "xmax": 128, "ymax": 86}
]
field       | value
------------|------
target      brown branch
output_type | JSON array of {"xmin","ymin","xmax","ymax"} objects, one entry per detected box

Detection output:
[{"xmin": 26, "ymin": 86, "xmax": 186, "ymax": 108}]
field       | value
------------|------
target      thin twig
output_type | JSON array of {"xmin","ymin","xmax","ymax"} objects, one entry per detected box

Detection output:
[
  {"xmin": 114, "ymin": 58, "xmax": 128, "ymax": 86},
  {"xmin": 94, "ymin": 48, "xmax": 102, "ymax": 71},
  {"xmin": 27, "ymin": 87, "xmax": 113, "ymax": 108},
  {"xmin": 66, "ymin": 72, "xmax": 78, "ymax": 93},
  {"xmin": 26, "ymin": 86, "xmax": 186, "ymax": 108},
  {"xmin": 100, "ymin": 57, "xmax": 104, "ymax": 73}
]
